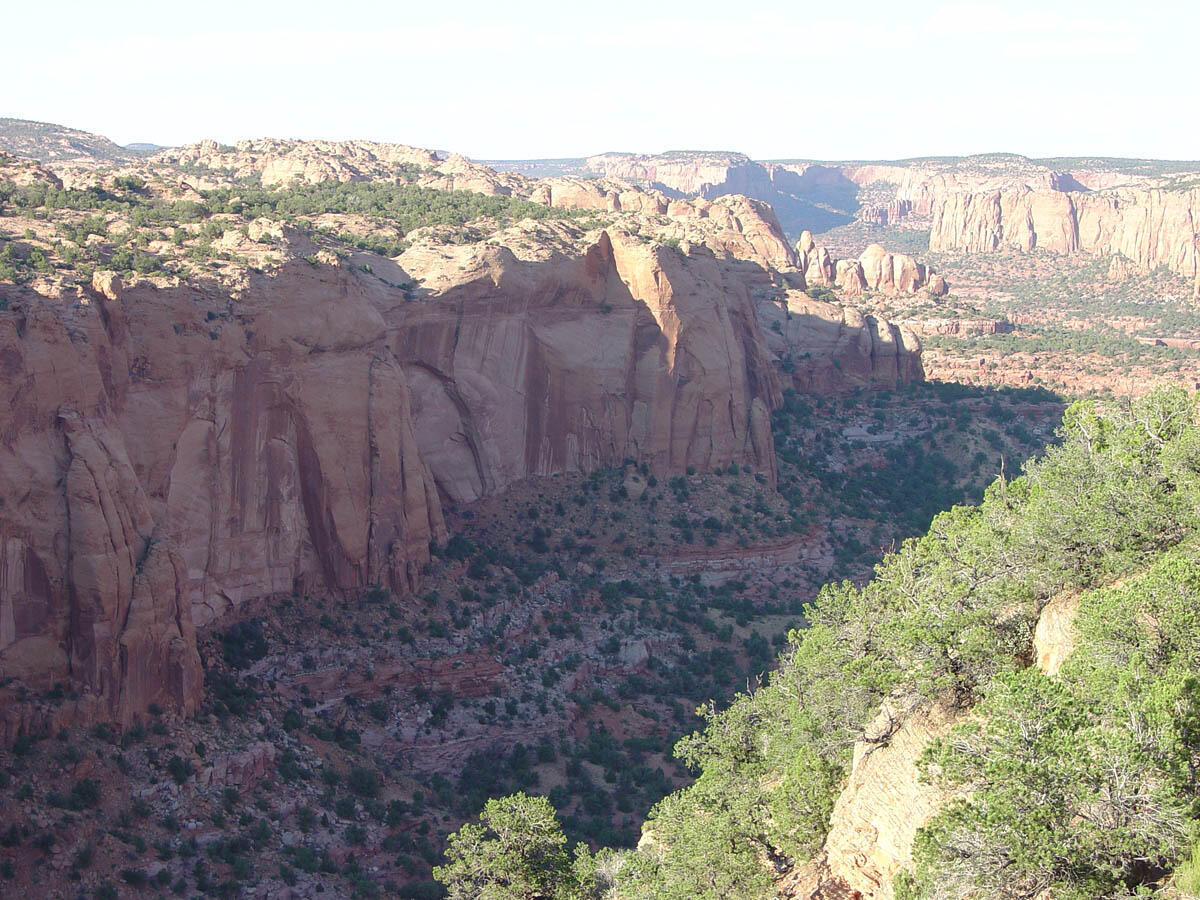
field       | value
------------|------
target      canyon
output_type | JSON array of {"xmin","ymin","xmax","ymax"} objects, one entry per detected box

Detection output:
[
  {"xmin": 0, "ymin": 142, "xmax": 928, "ymax": 744},
  {"xmin": 0, "ymin": 121, "xmax": 1191, "ymax": 900}
]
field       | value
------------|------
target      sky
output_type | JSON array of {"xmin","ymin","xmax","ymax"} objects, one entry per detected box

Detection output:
[{"xmin": 7, "ymin": 0, "xmax": 1195, "ymax": 161}]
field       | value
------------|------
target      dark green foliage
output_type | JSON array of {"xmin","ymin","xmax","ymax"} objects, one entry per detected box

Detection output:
[
  {"xmin": 905, "ymin": 545, "xmax": 1200, "ymax": 899},
  {"xmin": 347, "ymin": 766, "xmax": 381, "ymax": 799},
  {"xmin": 434, "ymin": 793, "xmax": 594, "ymax": 900},
  {"xmin": 221, "ymin": 619, "xmax": 268, "ymax": 669},
  {"xmin": 167, "ymin": 754, "xmax": 194, "ymax": 785}
]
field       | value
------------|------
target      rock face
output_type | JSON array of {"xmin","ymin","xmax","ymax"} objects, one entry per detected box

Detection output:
[
  {"xmin": 797, "ymin": 239, "xmax": 947, "ymax": 298},
  {"xmin": 530, "ymin": 178, "xmax": 798, "ymax": 270},
  {"xmin": 0, "ymin": 223, "xmax": 812, "ymax": 734},
  {"xmin": 919, "ymin": 182, "xmax": 1200, "ymax": 295},
  {"xmin": 584, "ymin": 151, "xmax": 1200, "ymax": 297},
  {"xmin": 584, "ymin": 153, "xmax": 866, "ymax": 234},
  {"xmin": 758, "ymin": 295, "xmax": 924, "ymax": 393},
  {"xmin": 392, "ymin": 230, "xmax": 781, "ymax": 502},
  {"xmin": 781, "ymin": 593, "xmax": 1083, "ymax": 900},
  {"xmin": 899, "ymin": 318, "xmax": 1014, "ymax": 337},
  {"xmin": 0, "ymin": 257, "xmax": 450, "ymax": 734},
  {"xmin": 858, "ymin": 244, "xmax": 933, "ymax": 294},
  {"xmin": 782, "ymin": 703, "xmax": 963, "ymax": 900},
  {"xmin": 1032, "ymin": 590, "xmax": 1080, "ymax": 677}
]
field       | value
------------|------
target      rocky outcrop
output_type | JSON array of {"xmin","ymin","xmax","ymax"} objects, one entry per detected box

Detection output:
[
  {"xmin": 899, "ymin": 318, "xmax": 1014, "ymax": 337},
  {"xmin": 857, "ymin": 244, "xmax": 942, "ymax": 295},
  {"xmin": 857, "ymin": 200, "xmax": 914, "ymax": 227},
  {"xmin": 758, "ymin": 294, "xmax": 923, "ymax": 393},
  {"xmin": 781, "ymin": 590, "xmax": 1083, "ymax": 900},
  {"xmin": 0, "ymin": 221, "xmax": 808, "ymax": 735},
  {"xmin": 151, "ymin": 139, "xmax": 528, "ymax": 197},
  {"xmin": 835, "ymin": 259, "xmax": 867, "ymax": 296},
  {"xmin": 796, "ymin": 235, "xmax": 947, "ymax": 298},
  {"xmin": 584, "ymin": 153, "xmax": 865, "ymax": 234},
  {"xmin": 393, "ymin": 230, "xmax": 780, "ymax": 501},
  {"xmin": 1032, "ymin": 590, "xmax": 1080, "ymax": 677},
  {"xmin": 0, "ymin": 257, "xmax": 447, "ymax": 732},
  {"xmin": 531, "ymin": 178, "xmax": 797, "ymax": 270},
  {"xmin": 193, "ymin": 741, "xmax": 278, "ymax": 790},
  {"xmin": 583, "ymin": 151, "xmax": 1200, "ymax": 297},
  {"xmin": 782, "ymin": 703, "xmax": 963, "ymax": 900}
]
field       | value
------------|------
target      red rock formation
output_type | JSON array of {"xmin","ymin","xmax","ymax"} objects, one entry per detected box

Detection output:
[
  {"xmin": 392, "ymin": 230, "xmax": 781, "ymax": 501},
  {"xmin": 798, "ymin": 239, "xmax": 946, "ymax": 298},
  {"xmin": 1, "ymin": 222, "xmax": 829, "ymax": 735},
  {"xmin": 920, "ymin": 180, "xmax": 1200, "ymax": 290},
  {"xmin": 759, "ymin": 295, "xmax": 924, "ymax": 393},
  {"xmin": 857, "ymin": 244, "xmax": 945, "ymax": 296},
  {"xmin": 899, "ymin": 318, "xmax": 1013, "ymax": 337},
  {"xmin": 0, "ymin": 259, "xmax": 444, "ymax": 732}
]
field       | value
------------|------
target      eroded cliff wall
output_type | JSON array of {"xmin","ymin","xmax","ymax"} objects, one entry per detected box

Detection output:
[{"xmin": 1, "ymin": 225, "xmax": 840, "ymax": 733}]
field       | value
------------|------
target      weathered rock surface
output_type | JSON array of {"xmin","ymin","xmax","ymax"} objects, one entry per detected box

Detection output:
[
  {"xmin": 898, "ymin": 317, "xmax": 1013, "ymax": 337},
  {"xmin": 393, "ymin": 230, "xmax": 781, "ymax": 501},
  {"xmin": 530, "ymin": 177, "xmax": 797, "ymax": 270},
  {"xmin": 781, "ymin": 703, "xmax": 963, "ymax": 900},
  {"xmin": 781, "ymin": 590, "xmax": 1083, "ymax": 899},
  {"xmin": 758, "ymin": 294, "xmax": 924, "ymax": 393},
  {"xmin": 797, "ymin": 239, "xmax": 946, "ymax": 297},
  {"xmin": 584, "ymin": 153, "xmax": 866, "ymax": 234},
  {"xmin": 1032, "ymin": 590, "xmax": 1080, "ymax": 677},
  {"xmin": 193, "ymin": 741, "xmax": 277, "ymax": 790},
  {"xmin": 584, "ymin": 150, "xmax": 1200, "ymax": 296},
  {"xmin": 2, "ymin": 215, "xmax": 859, "ymax": 733},
  {"xmin": 0, "ymin": 134, "xmax": 927, "ymax": 738},
  {"xmin": 928, "ymin": 184, "xmax": 1200, "ymax": 291}
]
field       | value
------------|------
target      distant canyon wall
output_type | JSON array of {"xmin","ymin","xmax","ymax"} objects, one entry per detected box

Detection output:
[
  {"xmin": 586, "ymin": 153, "xmax": 1200, "ymax": 297},
  {"xmin": 926, "ymin": 185, "xmax": 1200, "ymax": 292}
]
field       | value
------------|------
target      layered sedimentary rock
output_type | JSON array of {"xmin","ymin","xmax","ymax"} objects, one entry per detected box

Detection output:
[
  {"xmin": 584, "ymin": 153, "xmax": 866, "ymax": 234},
  {"xmin": 758, "ymin": 294, "xmax": 924, "ymax": 393},
  {"xmin": 920, "ymin": 181, "xmax": 1200, "ymax": 296},
  {"xmin": 0, "ymin": 256, "xmax": 452, "ymax": 734},
  {"xmin": 584, "ymin": 150, "xmax": 1200, "ymax": 297},
  {"xmin": 898, "ymin": 317, "xmax": 1013, "ymax": 337},
  {"xmin": 392, "ymin": 230, "xmax": 780, "ymax": 501},
  {"xmin": 0, "ymin": 221, "xmax": 807, "ymax": 732}
]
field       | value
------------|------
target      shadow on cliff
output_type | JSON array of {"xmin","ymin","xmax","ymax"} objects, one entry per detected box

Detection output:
[
  {"xmin": 698, "ymin": 163, "xmax": 862, "ymax": 235},
  {"xmin": 768, "ymin": 166, "xmax": 861, "ymax": 235}
]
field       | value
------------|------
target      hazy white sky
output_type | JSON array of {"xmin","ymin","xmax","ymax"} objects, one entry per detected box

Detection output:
[{"xmin": 8, "ymin": 0, "xmax": 1194, "ymax": 161}]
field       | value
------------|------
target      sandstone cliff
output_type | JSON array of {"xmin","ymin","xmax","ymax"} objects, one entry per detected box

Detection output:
[
  {"xmin": 390, "ymin": 228, "xmax": 781, "ymax": 501},
  {"xmin": 0, "ymin": 135, "xmax": 929, "ymax": 738},
  {"xmin": 582, "ymin": 151, "xmax": 1200, "ymax": 298},
  {"xmin": 0, "ymin": 221, "xmax": 804, "ymax": 734},
  {"xmin": 584, "ymin": 153, "xmax": 865, "ymax": 234},
  {"xmin": 758, "ymin": 293, "xmax": 924, "ymax": 393},
  {"xmin": 0, "ymin": 257, "xmax": 447, "ymax": 736},
  {"xmin": 529, "ymin": 177, "xmax": 797, "ymax": 270},
  {"xmin": 932, "ymin": 185, "xmax": 1200, "ymax": 295}
]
